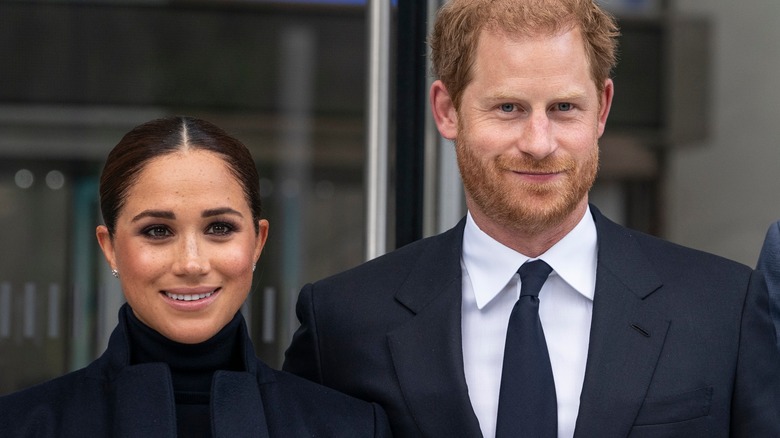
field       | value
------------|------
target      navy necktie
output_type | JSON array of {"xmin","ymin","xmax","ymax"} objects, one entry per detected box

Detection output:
[{"xmin": 496, "ymin": 259, "xmax": 557, "ymax": 438}]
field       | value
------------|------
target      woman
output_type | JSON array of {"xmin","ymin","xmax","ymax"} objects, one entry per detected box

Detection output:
[{"xmin": 0, "ymin": 116, "xmax": 390, "ymax": 437}]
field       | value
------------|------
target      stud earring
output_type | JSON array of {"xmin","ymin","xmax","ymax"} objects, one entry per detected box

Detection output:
[
  {"xmin": 252, "ymin": 263, "xmax": 256, "ymax": 272},
  {"xmin": 111, "ymin": 269, "xmax": 119, "ymax": 278}
]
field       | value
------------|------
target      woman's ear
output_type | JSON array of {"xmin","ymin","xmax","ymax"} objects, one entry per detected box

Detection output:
[
  {"xmin": 96, "ymin": 225, "xmax": 117, "ymax": 271},
  {"xmin": 253, "ymin": 219, "xmax": 270, "ymax": 264}
]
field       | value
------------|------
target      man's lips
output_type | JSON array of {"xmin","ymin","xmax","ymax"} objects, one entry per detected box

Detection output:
[
  {"xmin": 511, "ymin": 169, "xmax": 564, "ymax": 179},
  {"xmin": 513, "ymin": 170, "xmax": 559, "ymax": 175}
]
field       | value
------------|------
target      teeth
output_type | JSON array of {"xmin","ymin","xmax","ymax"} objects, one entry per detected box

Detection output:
[{"xmin": 165, "ymin": 291, "xmax": 214, "ymax": 301}]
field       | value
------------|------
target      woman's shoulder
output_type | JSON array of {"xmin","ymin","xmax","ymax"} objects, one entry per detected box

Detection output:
[
  {"xmin": 0, "ymin": 368, "xmax": 97, "ymax": 434},
  {"xmin": 1, "ymin": 368, "xmax": 88, "ymax": 402}
]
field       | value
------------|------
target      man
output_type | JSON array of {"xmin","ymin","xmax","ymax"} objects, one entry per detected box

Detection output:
[
  {"xmin": 757, "ymin": 219, "xmax": 780, "ymax": 348},
  {"xmin": 284, "ymin": 0, "xmax": 780, "ymax": 436}
]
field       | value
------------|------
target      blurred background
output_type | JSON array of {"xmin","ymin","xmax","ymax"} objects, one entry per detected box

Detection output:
[{"xmin": 1, "ymin": 0, "xmax": 778, "ymax": 394}]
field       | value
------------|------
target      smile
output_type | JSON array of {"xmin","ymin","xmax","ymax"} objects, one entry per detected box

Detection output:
[
  {"xmin": 511, "ymin": 170, "xmax": 563, "ymax": 181},
  {"xmin": 515, "ymin": 171, "xmax": 558, "ymax": 176},
  {"xmin": 164, "ymin": 290, "xmax": 217, "ymax": 301}
]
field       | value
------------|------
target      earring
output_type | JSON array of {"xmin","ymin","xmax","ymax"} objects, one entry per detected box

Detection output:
[
  {"xmin": 111, "ymin": 269, "xmax": 119, "ymax": 278},
  {"xmin": 252, "ymin": 263, "xmax": 256, "ymax": 272}
]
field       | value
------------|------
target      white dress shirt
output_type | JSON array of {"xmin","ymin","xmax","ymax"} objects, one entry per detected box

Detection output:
[{"xmin": 461, "ymin": 208, "xmax": 597, "ymax": 438}]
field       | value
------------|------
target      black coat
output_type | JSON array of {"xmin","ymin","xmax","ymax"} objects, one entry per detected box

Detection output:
[
  {"xmin": 757, "ymin": 219, "xmax": 780, "ymax": 348},
  {"xmin": 0, "ymin": 306, "xmax": 391, "ymax": 437}
]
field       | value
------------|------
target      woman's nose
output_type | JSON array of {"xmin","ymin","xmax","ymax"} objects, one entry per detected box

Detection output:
[{"xmin": 173, "ymin": 234, "xmax": 209, "ymax": 276}]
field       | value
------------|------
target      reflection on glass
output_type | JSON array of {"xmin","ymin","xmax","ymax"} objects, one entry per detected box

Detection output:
[
  {"xmin": 14, "ymin": 169, "xmax": 34, "ymax": 189},
  {"xmin": 0, "ymin": 0, "xmax": 375, "ymax": 393}
]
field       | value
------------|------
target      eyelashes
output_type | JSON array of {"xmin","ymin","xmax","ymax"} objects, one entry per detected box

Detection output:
[
  {"xmin": 139, "ymin": 220, "xmax": 240, "ymax": 240},
  {"xmin": 205, "ymin": 221, "xmax": 238, "ymax": 236},
  {"xmin": 141, "ymin": 225, "xmax": 172, "ymax": 239}
]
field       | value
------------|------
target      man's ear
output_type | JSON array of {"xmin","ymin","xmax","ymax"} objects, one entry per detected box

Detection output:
[
  {"xmin": 430, "ymin": 80, "xmax": 459, "ymax": 140},
  {"xmin": 597, "ymin": 78, "xmax": 614, "ymax": 138}
]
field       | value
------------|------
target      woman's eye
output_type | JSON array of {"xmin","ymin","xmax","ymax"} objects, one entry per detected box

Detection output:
[
  {"xmin": 143, "ymin": 226, "xmax": 172, "ymax": 238},
  {"xmin": 556, "ymin": 102, "xmax": 573, "ymax": 111},
  {"xmin": 206, "ymin": 222, "xmax": 234, "ymax": 236},
  {"xmin": 499, "ymin": 103, "xmax": 515, "ymax": 113}
]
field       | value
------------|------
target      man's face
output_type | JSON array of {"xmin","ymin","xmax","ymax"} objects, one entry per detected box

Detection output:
[{"xmin": 444, "ymin": 27, "xmax": 612, "ymax": 236}]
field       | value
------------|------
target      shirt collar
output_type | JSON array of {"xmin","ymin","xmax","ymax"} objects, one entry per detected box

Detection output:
[{"xmin": 462, "ymin": 206, "xmax": 598, "ymax": 309}]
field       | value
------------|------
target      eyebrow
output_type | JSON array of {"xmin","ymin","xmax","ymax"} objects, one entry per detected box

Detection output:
[
  {"xmin": 554, "ymin": 90, "xmax": 588, "ymax": 101},
  {"xmin": 202, "ymin": 207, "xmax": 243, "ymax": 218},
  {"xmin": 130, "ymin": 207, "xmax": 243, "ymax": 223},
  {"xmin": 490, "ymin": 88, "xmax": 588, "ymax": 102},
  {"xmin": 131, "ymin": 210, "xmax": 175, "ymax": 222}
]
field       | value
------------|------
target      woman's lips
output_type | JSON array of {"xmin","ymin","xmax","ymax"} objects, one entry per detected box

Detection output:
[
  {"xmin": 164, "ymin": 291, "xmax": 215, "ymax": 301},
  {"xmin": 162, "ymin": 286, "xmax": 220, "ymax": 302}
]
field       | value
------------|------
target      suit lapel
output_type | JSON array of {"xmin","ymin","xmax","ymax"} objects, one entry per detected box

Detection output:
[
  {"xmin": 384, "ymin": 210, "xmax": 671, "ymax": 437},
  {"xmin": 574, "ymin": 208, "xmax": 669, "ymax": 437},
  {"xmin": 387, "ymin": 219, "xmax": 483, "ymax": 437}
]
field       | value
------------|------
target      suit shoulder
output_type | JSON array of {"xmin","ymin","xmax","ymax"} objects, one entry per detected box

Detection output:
[
  {"xmin": 593, "ymin": 209, "xmax": 753, "ymax": 288},
  {"xmin": 634, "ymin": 228, "xmax": 749, "ymax": 271},
  {"xmin": 313, "ymin": 222, "xmax": 462, "ymax": 290},
  {"xmin": 262, "ymin": 368, "xmax": 388, "ymax": 434},
  {"xmin": 271, "ymin": 368, "xmax": 375, "ymax": 408},
  {"xmin": 610, "ymin": 223, "xmax": 754, "ymax": 287}
]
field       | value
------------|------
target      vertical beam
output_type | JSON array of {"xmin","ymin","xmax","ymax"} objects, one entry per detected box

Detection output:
[
  {"xmin": 366, "ymin": 0, "xmax": 391, "ymax": 260},
  {"xmin": 277, "ymin": 25, "xmax": 315, "ymax": 362},
  {"xmin": 394, "ymin": 0, "xmax": 429, "ymax": 248}
]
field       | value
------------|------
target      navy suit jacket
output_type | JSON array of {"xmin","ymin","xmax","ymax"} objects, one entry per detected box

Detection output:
[
  {"xmin": 757, "ymin": 219, "xmax": 780, "ymax": 348},
  {"xmin": 0, "ymin": 305, "xmax": 391, "ymax": 437},
  {"xmin": 284, "ymin": 206, "xmax": 780, "ymax": 437}
]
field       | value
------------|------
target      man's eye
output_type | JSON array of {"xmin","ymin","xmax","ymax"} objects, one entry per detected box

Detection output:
[
  {"xmin": 499, "ymin": 103, "xmax": 515, "ymax": 112},
  {"xmin": 556, "ymin": 102, "xmax": 573, "ymax": 111}
]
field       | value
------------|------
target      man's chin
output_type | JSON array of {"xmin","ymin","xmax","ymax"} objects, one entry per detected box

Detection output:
[{"xmin": 497, "ymin": 197, "xmax": 584, "ymax": 235}]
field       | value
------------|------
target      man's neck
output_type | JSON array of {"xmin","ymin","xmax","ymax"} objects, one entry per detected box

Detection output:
[{"xmin": 467, "ymin": 200, "xmax": 589, "ymax": 258}]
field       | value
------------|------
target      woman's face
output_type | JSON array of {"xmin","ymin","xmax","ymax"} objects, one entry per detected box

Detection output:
[{"xmin": 96, "ymin": 149, "xmax": 268, "ymax": 344}]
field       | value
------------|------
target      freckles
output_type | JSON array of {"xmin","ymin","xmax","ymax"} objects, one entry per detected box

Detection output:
[
  {"xmin": 128, "ymin": 248, "xmax": 169, "ymax": 278},
  {"xmin": 216, "ymin": 250, "xmax": 253, "ymax": 274}
]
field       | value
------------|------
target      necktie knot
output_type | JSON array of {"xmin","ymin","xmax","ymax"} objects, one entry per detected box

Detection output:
[{"xmin": 518, "ymin": 259, "xmax": 552, "ymax": 298}]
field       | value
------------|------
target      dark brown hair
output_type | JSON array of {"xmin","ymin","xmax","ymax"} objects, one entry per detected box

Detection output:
[{"xmin": 99, "ymin": 116, "xmax": 262, "ymax": 235}]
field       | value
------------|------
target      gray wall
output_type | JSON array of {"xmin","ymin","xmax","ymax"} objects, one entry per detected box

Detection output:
[{"xmin": 665, "ymin": 0, "xmax": 780, "ymax": 265}]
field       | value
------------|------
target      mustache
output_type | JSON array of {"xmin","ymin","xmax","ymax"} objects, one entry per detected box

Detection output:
[{"xmin": 495, "ymin": 154, "xmax": 575, "ymax": 173}]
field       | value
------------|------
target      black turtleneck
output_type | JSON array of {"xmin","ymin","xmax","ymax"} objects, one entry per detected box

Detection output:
[{"xmin": 125, "ymin": 307, "xmax": 245, "ymax": 437}]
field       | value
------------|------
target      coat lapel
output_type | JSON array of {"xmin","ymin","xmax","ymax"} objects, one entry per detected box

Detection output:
[
  {"xmin": 387, "ymin": 219, "xmax": 483, "ymax": 437},
  {"xmin": 212, "ymin": 371, "xmax": 270, "ymax": 438},
  {"xmin": 211, "ymin": 313, "xmax": 271, "ymax": 438},
  {"xmin": 113, "ymin": 363, "xmax": 177, "ymax": 437},
  {"xmin": 107, "ymin": 305, "xmax": 270, "ymax": 438},
  {"xmin": 574, "ymin": 208, "xmax": 670, "ymax": 437},
  {"xmin": 111, "ymin": 364, "xmax": 270, "ymax": 438}
]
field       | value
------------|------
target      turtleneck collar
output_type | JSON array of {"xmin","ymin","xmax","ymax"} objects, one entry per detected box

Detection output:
[{"xmin": 124, "ymin": 305, "xmax": 245, "ymax": 393}]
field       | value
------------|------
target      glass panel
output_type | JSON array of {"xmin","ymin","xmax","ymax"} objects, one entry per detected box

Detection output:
[
  {"xmin": 0, "ymin": 163, "xmax": 72, "ymax": 393},
  {"xmin": 0, "ymin": 0, "xmax": 375, "ymax": 393}
]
